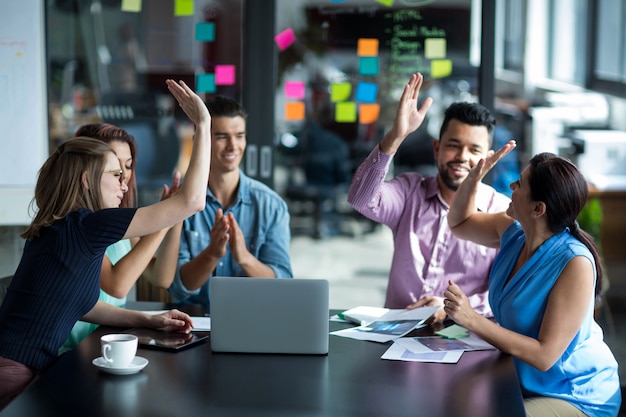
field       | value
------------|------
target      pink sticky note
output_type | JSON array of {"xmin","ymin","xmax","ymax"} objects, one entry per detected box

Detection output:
[
  {"xmin": 274, "ymin": 28, "xmax": 296, "ymax": 51},
  {"xmin": 215, "ymin": 65, "xmax": 236, "ymax": 85},
  {"xmin": 285, "ymin": 81, "xmax": 305, "ymax": 99}
]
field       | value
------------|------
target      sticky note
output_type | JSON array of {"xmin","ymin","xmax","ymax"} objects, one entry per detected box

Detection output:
[
  {"xmin": 215, "ymin": 65, "xmax": 235, "ymax": 85},
  {"xmin": 357, "ymin": 38, "xmax": 379, "ymax": 57},
  {"xmin": 355, "ymin": 82, "xmax": 378, "ymax": 103},
  {"xmin": 121, "ymin": 0, "xmax": 141, "ymax": 12},
  {"xmin": 435, "ymin": 324, "xmax": 469, "ymax": 339},
  {"xmin": 335, "ymin": 102, "xmax": 357, "ymax": 123},
  {"xmin": 431, "ymin": 59, "xmax": 453, "ymax": 79},
  {"xmin": 195, "ymin": 22, "xmax": 215, "ymax": 41},
  {"xmin": 359, "ymin": 104, "xmax": 380, "ymax": 124},
  {"xmin": 174, "ymin": 0, "xmax": 194, "ymax": 16},
  {"xmin": 196, "ymin": 73, "xmax": 216, "ymax": 93},
  {"xmin": 275, "ymin": 28, "xmax": 296, "ymax": 51},
  {"xmin": 375, "ymin": 0, "xmax": 394, "ymax": 6},
  {"xmin": 285, "ymin": 81, "xmax": 306, "ymax": 99},
  {"xmin": 330, "ymin": 82, "xmax": 352, "ymax": 102},
  {"xmin": 285, "ymin": 102, "xmax": 305, "ymax": 121},
  {"xmin": 425, "ymin": 38, "xmax": 446, "ymax": 59},
  {"xmin": 359, "ymin": 57, "xmax": 379, "ymax": 76}
]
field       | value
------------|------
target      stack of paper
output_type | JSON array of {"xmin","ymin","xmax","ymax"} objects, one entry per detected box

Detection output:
[
  {"xmin": 381, "ymin": 328, "xmax": 496, "ymax": 363},
  {"xmin": 331, "ymin": 305, "xmax": 440, "ymax": 343}
]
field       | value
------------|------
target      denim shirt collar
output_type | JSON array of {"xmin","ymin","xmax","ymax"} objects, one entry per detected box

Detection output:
[{"xmin": 205, "ymin": 169, "xmax": 252, "ymax": 209}]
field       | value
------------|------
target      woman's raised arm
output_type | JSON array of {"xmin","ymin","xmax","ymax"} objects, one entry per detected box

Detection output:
[{"xmin": 124, "ymin": 80, "xmax": 211, "ymax": 239}]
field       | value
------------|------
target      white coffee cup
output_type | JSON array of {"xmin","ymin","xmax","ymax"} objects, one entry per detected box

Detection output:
[{"xmin": 101, "ymin": 334, "xmax": 138, "ymax": 368}]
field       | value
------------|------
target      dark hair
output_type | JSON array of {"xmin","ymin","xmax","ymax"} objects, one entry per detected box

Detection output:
[
  {"xmin": 205, "ymin": 95, "xmax": 247, "ymax": 120},
  {"xmin": 439, "ymin": 102, "xmax": 496, "ymax": 145},
  {"xmin": 74, "ymin": 123, "xmax": 138, "ymax": 208},
  {"xmin": 528, "ymin": 152, "xmax": 604, "ymax": 295},
  {"xmin": 22, "ymin": 138, "xmax": 114, "ymax": 239}
]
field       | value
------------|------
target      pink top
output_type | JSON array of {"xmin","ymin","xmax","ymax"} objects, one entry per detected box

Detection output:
[{"xmin": 348, "ymin": 146, "xmax": 510, "ymax": 316}]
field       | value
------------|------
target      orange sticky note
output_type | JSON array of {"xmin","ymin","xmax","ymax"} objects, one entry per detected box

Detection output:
[
  {"xmin": 285, "ymin": 102, "xmax": 305, "ymax": 121},
  {"xmin": 357, "ymin": 38, "xmax": 379, "ymax": 57},
  {"xmin": 359, "ymin": 104, "xmax": 380, "ymax": 124}
]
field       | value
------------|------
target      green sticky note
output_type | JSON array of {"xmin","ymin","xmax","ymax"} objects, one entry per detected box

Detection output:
[
  {"xmin": 121, "ymin": 0, "xmax": 141, "ymax": 12},
  {"xmin": 175, "ymin": 0, "xmax": 194, "ymax": 16},
  {"xmin": 330, "ymin": 82, "xmax": 351, "ymax": 102},
  {"xmin": 335, "ymin": 102, "xmax": 357, "ymax": 123},
  {"xmin": 435, "ymin": 324, "xmax": 469, "ymax": 339}
]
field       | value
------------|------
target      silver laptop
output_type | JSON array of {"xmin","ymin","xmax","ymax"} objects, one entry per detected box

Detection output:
[{"xmin": 209, "ymin": 277, "xmax": 329, "ymax": 355}]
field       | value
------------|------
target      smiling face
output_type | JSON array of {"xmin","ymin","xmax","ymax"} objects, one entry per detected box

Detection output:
[
  {"xmin": 100, "ymin": 151, "xmax": 128, "ymax": 208},
  {"xmin": 210, "ymin": 116, "xmax": 246, "ymax": 175},
  {"xmin": 433, "ymin": 119, "xmax": 491, "ymax": 193}
]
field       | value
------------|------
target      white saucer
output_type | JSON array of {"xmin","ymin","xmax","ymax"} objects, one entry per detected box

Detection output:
[{"xmin": 92, "ymin": 356, "xmax": 149, "ymax": 375}]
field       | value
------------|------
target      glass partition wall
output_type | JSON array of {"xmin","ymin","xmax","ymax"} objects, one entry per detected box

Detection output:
[
  {"xmin": 44, "ymin": 0, "xmax": 479, "ymax": 235},
  {"xmin": 47, "ymin": 0, "xmax": 244, "ymax": 204},
  {"xmin": 274, "ymin": 0, "xmax": 479, "ymax": 237}
]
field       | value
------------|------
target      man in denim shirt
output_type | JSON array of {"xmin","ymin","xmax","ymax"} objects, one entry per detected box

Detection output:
[{"xmin": 169, "ymin": 96, "xmax": 293, "ymax": 306}]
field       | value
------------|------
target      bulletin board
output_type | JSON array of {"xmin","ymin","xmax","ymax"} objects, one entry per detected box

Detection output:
[{"xmin": 0, "ymin": 0, "xmax": 48, "ymax": 225}]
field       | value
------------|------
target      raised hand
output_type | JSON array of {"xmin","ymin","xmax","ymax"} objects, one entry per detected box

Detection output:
[
  {"xmin": 465, "ymin": 140, "xmax": 517, "ymax": 185},
  {"xmin": 382, "ymin": 73, "xmax": 433, "ymax": 153},
  {"xmin": 160, "ymin": 170, "xmax": 182, "ymax": 201},
  {"xmin": 166, "ymin": 79, "xmax": 210, "ymax": 126}
]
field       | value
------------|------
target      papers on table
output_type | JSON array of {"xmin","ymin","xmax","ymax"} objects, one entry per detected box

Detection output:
[
  {"xmin": 382, "ymin": 331, "xmax": 496, "ymax": 363},
  {"xmin": 330, "ymin": 306, "xmax": 439, "ymax": 343}
]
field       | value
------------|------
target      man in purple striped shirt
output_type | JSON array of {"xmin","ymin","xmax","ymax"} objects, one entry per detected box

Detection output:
[{"xmin": 348, "ymin": 73, "xmax": 510, "ymax": 323}]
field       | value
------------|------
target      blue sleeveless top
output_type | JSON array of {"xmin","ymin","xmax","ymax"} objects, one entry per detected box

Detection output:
[{"xmin": 489, "ymin": 222, "xmax": 621, "ymax": 417}]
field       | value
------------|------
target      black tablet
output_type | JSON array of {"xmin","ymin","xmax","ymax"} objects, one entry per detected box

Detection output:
[{"xmin": 124, "ymin": 328, "xmax": 209, "ymax": 352}]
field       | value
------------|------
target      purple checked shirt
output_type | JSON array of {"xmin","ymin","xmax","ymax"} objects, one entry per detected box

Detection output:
[{"xmin": 348, "ymin": 146, "xmax": 510, "ymax": 316}]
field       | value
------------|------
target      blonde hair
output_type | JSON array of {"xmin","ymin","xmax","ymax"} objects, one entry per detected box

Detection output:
[{"xmin": 22, "ymin": 137, "xmax": 115, "ymax": 239}]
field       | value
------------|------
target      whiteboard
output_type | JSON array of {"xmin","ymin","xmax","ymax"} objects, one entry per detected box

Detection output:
[{"xmin": 0, "ymin": 0, "xmax": 48, "ymax": 225}]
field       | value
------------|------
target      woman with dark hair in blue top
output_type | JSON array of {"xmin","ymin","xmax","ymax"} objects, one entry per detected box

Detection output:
[
  {"xmin": 0, "ymin": 79, "xmax": 211, "ymax": 409},
  {"xmin": 445, "ymin": 142, "xmax": 621, "ymax": 417}
]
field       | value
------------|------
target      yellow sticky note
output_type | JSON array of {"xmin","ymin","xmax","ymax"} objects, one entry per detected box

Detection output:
[
  {"xmin": 335, "ymin": 102, "xmax": 357, "ymax": 123},
  {"xmin": 175, "ymin": 0, "xmax": 194, "ymax": 16},
  {"xmin": 285, "ymin": 102, "xmax": 305, "ymax": 121},
  {"xmin": 331, "ymin": 82, "xmax": 352, "ymax": 102},
  {"xmin": 359, "ymin": 104, "xmax": 380, "ymax": 124},
  {"xmin": 357, "ymin": 38, "xmax": 379, "ymax": 57},
  {"xmin": 375, "ymin": 0, "xmax": 394, "ymax": 6},
  {"xmin": 424, "ymin": 38, "xmax": 446, "ymax": 59},
  {"xmin": 121, "ymin": 0, "xmax": 142, "ymax": 12},
  {"xmin": 431, "ymin": 59, "xmax": 452, "ymax": 79}
]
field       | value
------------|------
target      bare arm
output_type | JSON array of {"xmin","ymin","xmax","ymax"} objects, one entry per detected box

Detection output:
[
  {"xmin": 100, "ymin": 229, "xmax": 169, "ymax": 298},
  {"xmin": 448, "ymin": 141, "xmax": 517, "ymax": 248},
  {"xmin": 101, "ymin": 171, "xmax": 184, "ymax": 296},
  {"xmin": 444, "ymin": 256, "xmax": 594, "ymax": 371},
  {"xmin": 123, "ymin": 80, "xmax": 211, "ymax": 239},
  {"xmin": 142, "ymin": 221, "xmax": 183, "ymax": 289},
  {"xmin": 379, "ymin": 72, "xmax": 432, "ymax": 155},
  {"xmin": 82, "ymin": 301, "xmax": 193, "ymax": 333}
]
